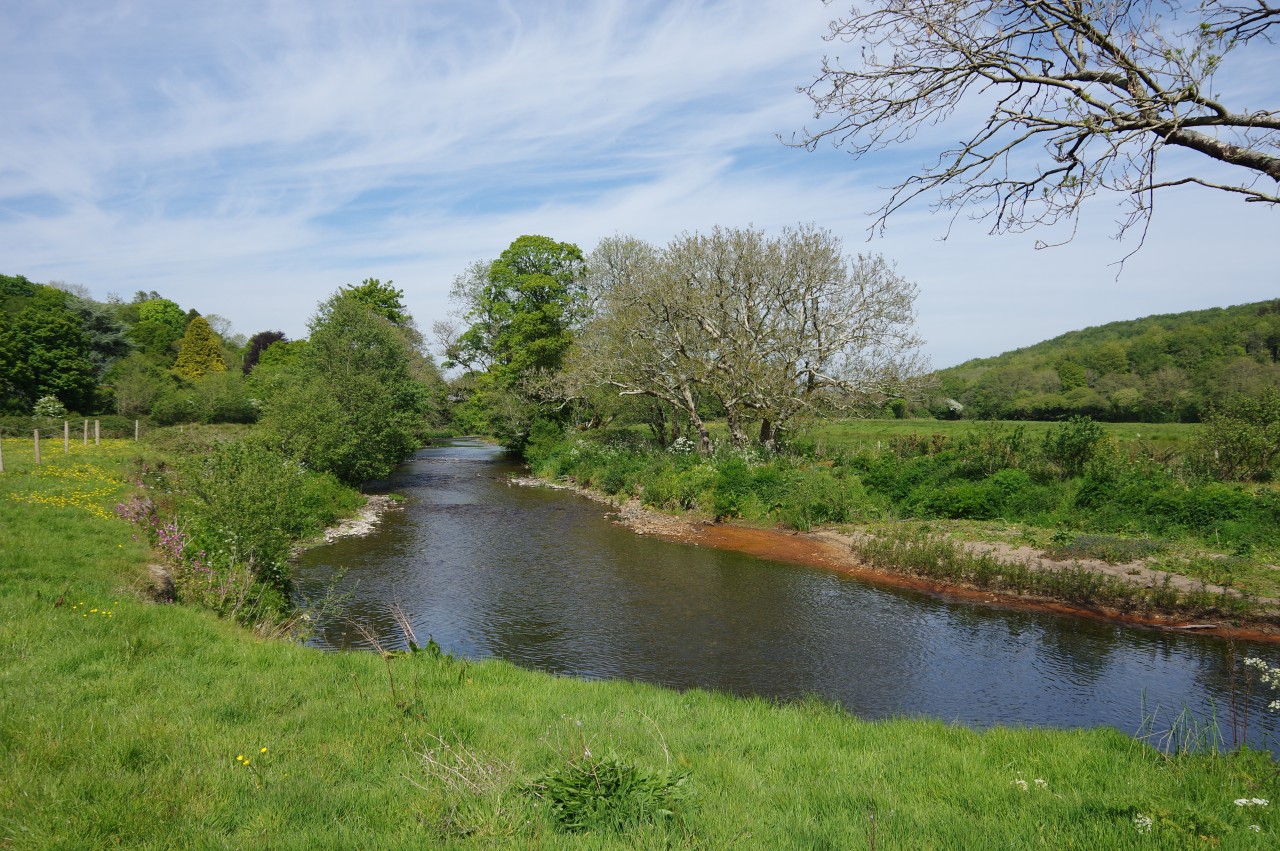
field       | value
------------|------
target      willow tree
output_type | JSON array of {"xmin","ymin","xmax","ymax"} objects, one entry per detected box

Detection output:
[
  {"xmin": 798, "ymin": 0, "xmax": 1280, "ymax": 242},
  {"xmin": 574, "ymin": 226, "xmax": 926, "ymax": 450}
]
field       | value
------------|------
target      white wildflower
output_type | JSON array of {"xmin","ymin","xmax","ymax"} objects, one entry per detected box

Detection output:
[
  {"xmin": 1234, "ymin": 797, "xmax": 1268, "ymax": 807},
  {"xmin": 1034, "ymin": 778, "xmax": 1048, "ymax": 788},
  {"xmin": 1011, "ymin": 779, "xmax": 1028, "ymax": 791},
  {"xmin": 1134, "ymin": 814, "xmax": 1153, "ymax": 833}
]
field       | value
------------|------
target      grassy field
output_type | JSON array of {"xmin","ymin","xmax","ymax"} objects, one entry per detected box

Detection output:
[
  {"xmin": 3, "ymin": 438, "xmax": 1280, "ymax": 848},
  {"xmin": 808, "ymin": 418, "xmax": 1198, "ymax": 456}
]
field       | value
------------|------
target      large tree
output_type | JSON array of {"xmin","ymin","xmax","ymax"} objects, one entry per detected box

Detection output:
[
  {"xmin": 258, "ymin": 289, "xmax": 437, "ymax": 484},
  {"xmin": 1, "ymin": 286, "xmax": 98, "ymax": 414},
  {"xmin": 441, "ymin": 235, "xmax": 588, "ymax": 385},
  {"xmin": 798, "ymin": 0, "xmax": 1279, "ymax": 241},
  {"xmin": 574, "ymin": 226, "xmax": 926, "ymax": 450},
  {"xmin": 128, "ymin": 297, "xmax": 188, "ymax": 364}
]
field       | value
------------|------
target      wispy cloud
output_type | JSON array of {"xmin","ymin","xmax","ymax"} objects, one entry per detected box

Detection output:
[{"xmin": 1, "ymin": 0, "xmax": 1274, "ymax": 367}]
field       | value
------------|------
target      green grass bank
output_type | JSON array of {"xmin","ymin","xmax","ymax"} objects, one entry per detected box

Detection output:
[{"xmin": 3, "ymin": 437, "xmax": 1280, "ymax": 848}]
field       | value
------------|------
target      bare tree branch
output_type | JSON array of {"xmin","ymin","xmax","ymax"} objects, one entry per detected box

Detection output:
[{"xmin": 794, "ymin": 0, "xmax": 1280, "ymax": 242}]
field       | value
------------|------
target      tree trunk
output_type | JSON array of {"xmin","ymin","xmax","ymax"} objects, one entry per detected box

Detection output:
[{"xmin": 758, "ymin": 418, "xmax": 775, "ymax": 447}]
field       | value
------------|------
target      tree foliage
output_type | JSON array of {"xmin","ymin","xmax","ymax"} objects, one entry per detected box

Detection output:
[
  {"xmin": 934, "ymin": 299, "xmax": 1280, "ymax": 421},
  {"xmin": 442, "ymin": 235, "xmax": 588, "ymax": 385},
  {"xmin": 128, "ymin": 298, "xmax": 187, "ymax": 364},
  {"xmin": 0, "ymin": 285, "xmax": 98, "ymax": 414},
  {"xmin": 572, "ymin": 226, "xmax": 926, "ymax": 450},
  {"xmin": 258, "ymin": 290, "xmax": 437, "ymax": 484},
  {"xmin": 242, "ymin": 331, "xmax": 288, "ymax": 374},
  {"xmin": 799, "ymin": 0, "xmax": 1280, "ymax": 241},
  {"xmin": 341, "ymin": 278, "xmax": 411, "ymax": 327},
  {"xmin": 1191, "ymin": 388, "xmax": 1280, "ymax": 481},
  {"xmin": 173, "ymin": 315, "xmax": 228, "ymax": 381}
]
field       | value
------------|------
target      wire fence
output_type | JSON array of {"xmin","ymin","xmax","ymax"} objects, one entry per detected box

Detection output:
[{"xmin": 0, "ymin": 419, "xmax": 141, "ymax": 472}]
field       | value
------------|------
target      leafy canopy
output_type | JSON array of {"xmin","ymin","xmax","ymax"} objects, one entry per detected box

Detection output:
[{"xmin": 447, "ymin": 235, "xmax": 587, "ymax": 386}]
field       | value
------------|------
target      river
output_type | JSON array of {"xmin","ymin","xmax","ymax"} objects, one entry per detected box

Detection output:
[{"xmin": 293, "ymin": 439, "xmax": 1280, "ymax": 749}]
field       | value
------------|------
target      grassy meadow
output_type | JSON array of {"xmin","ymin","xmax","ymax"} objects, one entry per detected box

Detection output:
[
  {"xmin": 807, "ymin": 418, "xmax": 1198, "ymax": 457},
  {"xmin": 2, "ymin": 436, "xmax": 1280, "ymax": 848}
]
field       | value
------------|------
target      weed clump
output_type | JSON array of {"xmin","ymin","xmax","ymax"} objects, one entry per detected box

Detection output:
[{"xmin": 524, "ymin": 753, "xmax": 690, "ymax": 834}]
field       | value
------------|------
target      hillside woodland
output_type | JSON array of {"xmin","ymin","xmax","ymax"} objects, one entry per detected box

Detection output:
[{"xmin": 930, "ymin": 300, "xmax": 1280, "ymax": 422}]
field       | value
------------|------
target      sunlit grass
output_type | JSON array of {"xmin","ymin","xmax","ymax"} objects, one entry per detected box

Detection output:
[{"xmin": 2, "ymin": 442, "xmax": 1278, "ymax": 847}]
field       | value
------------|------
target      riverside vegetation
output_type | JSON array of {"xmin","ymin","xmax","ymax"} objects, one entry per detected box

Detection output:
[
  {"xmin": 524, "ymin": 413, "xmax": 1280, "ymax": 625},
  {"xmin": 6, "ymin": 248, "xmax": 1280, "ymax": 843},
  {"xmin": 4, "ymin": 429, "xmax": 1280, "ymax": 847}
]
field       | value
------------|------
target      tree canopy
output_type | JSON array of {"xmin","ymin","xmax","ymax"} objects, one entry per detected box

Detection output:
[
  {"xmin": 932, "ymin": 298, "xmax": 1280, "ymax": 421},
  {"xmin": 798, "ymin": 0, "xmax": 1280, "ymax": 241},
  {"xmin": 443, "ymin": 235, "xmax": 588, "ymax": 386},
  {"xmin": 258, "ymin": 289, "xmax": 441, "ymax": 484},
  {"xmin": 0, "ymin": 285, "xmax": 98, "ymax": 414},
  {"xmin": 573, "ymin": 226, "xmax": 925, "ymax": 450}
]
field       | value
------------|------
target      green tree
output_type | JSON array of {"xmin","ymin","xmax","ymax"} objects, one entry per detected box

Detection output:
[
  {"xmin": 242, "ymin": 331, "xmax": 287, "ymax": 374},
  {"xmin": 1191, "ymin": 390, "xmax": 1280, "ymax": 482},
  {"xmin": 341, "ymin": 278, "xmax": 410, "ymax": 326},
  {"xmin": 259, "ymin": 290, "xmax": 434, "ymax": 484},
  {"xmin": 173, "ymin": 316, "xmax": 228, "ymax": 380},
  {"xmin": 1056, "ymin": 361, "xmax": 1087, "ymax": 391},
  {"xmin": 128, "ymin": 298, "xmax": 187, "ymax": 364},
  {"xmin": 109, "ymin": 354, "xmax": 170, "ymax": 417},
  {"xmin": 443, "ymin": 235, "xmax": 587, "ymax": 386},
  {"xmin": 5, "ymin": 286, "xmax": 97, "ymax": 413}
]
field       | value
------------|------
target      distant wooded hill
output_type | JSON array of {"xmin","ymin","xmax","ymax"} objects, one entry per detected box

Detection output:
[{"xmin": 929, "ymin": 299, "xmax": 1280, "ymax": 422}]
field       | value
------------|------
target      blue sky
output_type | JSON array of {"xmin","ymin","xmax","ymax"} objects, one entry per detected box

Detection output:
[{"xmin": 2, "ymin": 0, "xmax": 1276, "ymax": 369}]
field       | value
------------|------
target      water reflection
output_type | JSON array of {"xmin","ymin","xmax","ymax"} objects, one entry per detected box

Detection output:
[{"xmin": 294, "ymin": 440, "xmax": 1280, "ymax": 748}]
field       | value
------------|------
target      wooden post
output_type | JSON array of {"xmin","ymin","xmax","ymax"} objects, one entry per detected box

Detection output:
[
  {"xmin": 0, "ymin": 431, "xmax": 5, "ymax": 473},
  {"xmin": 94, "ymin": 420, "xmax": 100, "ymax": 445},
  {"xmin": 83, "ymin": 419, "xmax": 89, "ymax": 445},
  {"xmin": 34, "ymin": 429, "xmax": 41, "ymax": 465},
  {"xmin": 135, "ymin": 419, "xmax": 139, "ymax": 441},
  {"xmin": 64, "ymin": 420, "xmax": 70, "ymax": 453}
]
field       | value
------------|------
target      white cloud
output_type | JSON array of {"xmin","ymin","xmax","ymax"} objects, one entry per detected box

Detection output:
[{"xmin": 1, "ymin": 0, "xmax": 1274, "ymax": 368}]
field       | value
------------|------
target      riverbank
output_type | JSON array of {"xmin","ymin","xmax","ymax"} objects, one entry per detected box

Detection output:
[
  {"xmin": 4, "ymin": 439, "xmax": 1280, "ymax": 846},
  {"xmin": 511, "ymin": 474, "xmax": 1280, "ymax": 641}
]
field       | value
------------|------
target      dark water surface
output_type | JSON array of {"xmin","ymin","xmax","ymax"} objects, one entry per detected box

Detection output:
[{"xmin": 294, "ymin": 440, "xmax": 1280, "ymax": 747}]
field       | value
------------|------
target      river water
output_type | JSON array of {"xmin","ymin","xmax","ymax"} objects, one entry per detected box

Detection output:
[{"xmin": 293, "ymin": 439, "xmax": 1280, "ymax": 748}]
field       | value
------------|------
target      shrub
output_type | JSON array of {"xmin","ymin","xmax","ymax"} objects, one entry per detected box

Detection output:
[
  {"xmin": 180, "ymin": 439, "xmax": 359, "ymax": 592},
  {"xmin": 1188, "ymin": 389, "xmax": 1280, "ymax": 482},
  {"xmin": 32, "ymin": 395, "xmax": 67, "ymax": 418},
  {"xmin": 776, "ymin": 467, "xmax": 874, "ymax": 530},
  {"xmin": 711, "ymin": 456, "xmax": 753, "ymax": 520},
  {"xmin": 1041, "ymin": 416, "xmax": 1107, "ymax": 478}
]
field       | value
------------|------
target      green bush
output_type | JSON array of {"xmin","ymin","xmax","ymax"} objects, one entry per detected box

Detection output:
[
  {"xmin": 711, "ymin": 456, "xmax": 753, "ymax": 520},
  {"xmin": 776, "ymin": 467, "xmax": 873, "ymax": 530},
  {"xmin": 180, "ymin": 439, "xmax": 359, "ymax": 592},
  {"xmin": 1041, "ymin": 416, "xmax": 1107, "ymax": 478}
]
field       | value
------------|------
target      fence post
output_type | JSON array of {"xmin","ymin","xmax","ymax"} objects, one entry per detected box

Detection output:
[
  {"xmin": 94, "ymin": 420, "xmax": 100, "ymax": 445},
  {"xmin": 0, "ymin": 431, "xmax": 5, "ymax": 473},
  {"xmin": 34, "ymin": 429, "xmax": 41, "ymax": 465},
  {"xmin": 83, "ymin": 419, "xmax": 88, "ymax": 446},
  {"xmin": 135, "ymin": 419, "xmax": 139, "ymax": 441},
  {"xmin": 64, "ymin": 420, "xmax": 69, "ymax": 453}
]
